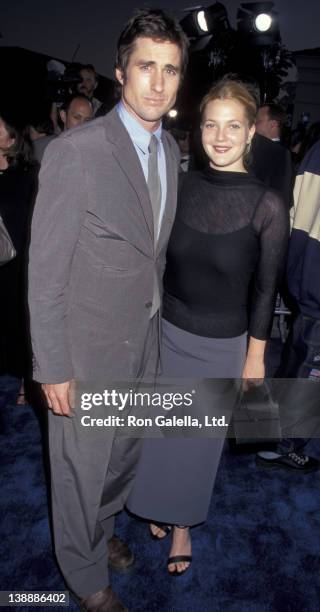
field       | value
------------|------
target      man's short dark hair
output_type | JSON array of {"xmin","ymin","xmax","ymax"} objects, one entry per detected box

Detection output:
[
  {"xmin": 116, "ymin": 8, "xmax": 189, "ymax": 79},
  {"xmin": 30, "ymin": 105, "xmax": 54, "ymax": 135},
  {"xmin": 79, "ymin": 64, "xmax": 97, "ymax": 77},
  {"xmin": 263, "ymin": 103, "xmax": 286, "ymax": 129},
  {"xmin": 62, "ymin": 94, "xmax": 93, "ymax": 113}
]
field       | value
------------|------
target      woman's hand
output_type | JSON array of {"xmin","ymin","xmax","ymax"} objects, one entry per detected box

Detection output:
[
  {"xmin": 242, "ymin": 355, "xmax": 265, "ymax": 390},
  {"xmin": 242, "ymin": 337, "xmax": 266, "ymax": 391}
]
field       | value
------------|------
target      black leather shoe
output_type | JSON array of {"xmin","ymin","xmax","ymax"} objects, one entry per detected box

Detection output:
[
  {"xmin": 108, "ymin": 536, "xmax": 134, "ymax": 572},
  {"xmin": 256, "ymin": 451, "xmax": 319, "ymax": 472},
  {"xmin": 80, "ymin": 586, "xmax": 128, "ymax": 612}
]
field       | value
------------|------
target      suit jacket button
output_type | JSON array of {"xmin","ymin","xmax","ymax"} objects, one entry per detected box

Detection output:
[{"xmin": 145, "ymin": 301, "xmax": 152, "ymax": 308}]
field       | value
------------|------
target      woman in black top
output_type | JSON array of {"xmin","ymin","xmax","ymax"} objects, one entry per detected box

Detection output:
[
  {"xmin": 127, "ymin": 79, "xmax": 289, "ymax": 574},
  {"xmin": 0, "ymin": 110, "xmax": 38, "ymax": 395}
]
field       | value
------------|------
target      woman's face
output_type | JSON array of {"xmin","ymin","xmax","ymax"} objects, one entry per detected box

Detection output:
[
  {"xmin": 201, "ymin": 98, "xmax": 255, "ymax": 172},
  {"xmin": 0, "ymin": 118, "xmax": 15, "ymax": 154}
]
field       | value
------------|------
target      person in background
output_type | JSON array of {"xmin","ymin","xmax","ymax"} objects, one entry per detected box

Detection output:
[
  {"xmin": 252, "ymin": 102, "xmax": 293, "ymax": 209},
  {"xmin": 76, "ymin": 64, "xmax": 102, "ymax": 116},
  {"xmin": 293, "ymin": 121, "xmax": 320, "ymax": 169},
  {"xmin": 0, "ymin": 108, "xmax": 38, "ymax": 402},
  {"xmin": 255, "ymin": 103, "xmax": 286, "ymax": 143},
  {"xmin": 257, "ymin": 139, "xmax": 320, "ymax": 472},
  {"xmin": 59, "ymin": 94, "xmax": 93, "ymax": 131},
  {"xmin": 29, "ymin": 110, "xmax": 56, "ymax": 163}
]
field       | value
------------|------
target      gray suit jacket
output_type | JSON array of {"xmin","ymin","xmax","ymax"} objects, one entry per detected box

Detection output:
[{"xmin": 28, "ymin": 107, "xmax": 180, "ymax": 383}]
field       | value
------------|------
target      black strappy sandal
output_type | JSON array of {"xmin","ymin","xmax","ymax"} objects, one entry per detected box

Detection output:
[
  {"xmin": 149, "ymin": 522, "xmax": 172, "ymax": 540},
  {"xmin": 167, "ymin": 526, "xmax": 192, "ymax": 576}
]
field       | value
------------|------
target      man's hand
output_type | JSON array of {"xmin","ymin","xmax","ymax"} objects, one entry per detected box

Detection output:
[{"xmin": 42, "ymin": 381, "xmax": 75, "ymax": 416}]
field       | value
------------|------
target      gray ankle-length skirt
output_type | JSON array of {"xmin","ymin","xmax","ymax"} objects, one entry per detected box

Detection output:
[{"xmin": 126, "ymin": 319, "xmax": 247, "ymax": 526}]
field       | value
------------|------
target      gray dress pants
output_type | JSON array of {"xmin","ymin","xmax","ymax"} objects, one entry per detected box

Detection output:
[{"xmin": 48, "ymin": 315, "xmax": 159, "ymax": 598}]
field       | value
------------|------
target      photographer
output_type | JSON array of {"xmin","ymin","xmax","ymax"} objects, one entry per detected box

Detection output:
[
  {"xmin": 76, "ymin": 64, "xmax": 102, "ymax": 116},
  {"xmin": 47, "ymin": 61, "xmax": 86, "ymax": 133}
]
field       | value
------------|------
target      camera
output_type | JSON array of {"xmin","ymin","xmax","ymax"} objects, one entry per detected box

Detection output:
[{"xmin": 46, "ymin": 60, "xmax": 82, "ymax": 105}]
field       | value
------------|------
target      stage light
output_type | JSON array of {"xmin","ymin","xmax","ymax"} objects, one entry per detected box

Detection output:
[
  {"xmin": 196, "ymin": 10, "xmax": 209, "ymax": 33},
  {"xmin": 237, "ymin": 2, "xmax": 280, "ymax": 45},
  {"xmin": 168, "ymin": 109, "xmax": 178, "ymax": 118},
  {"xmin": 180, "ymin": 10, "xmax": 208, "ymax": 38},
  {"xmin": 254, "ymin": 13, "xmax": 272, "ymax": 32},
  {"xmin": 180, "ymin": 3, "xmax": 230, "ymax": 38}
]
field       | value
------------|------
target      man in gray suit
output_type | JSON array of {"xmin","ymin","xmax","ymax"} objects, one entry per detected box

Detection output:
[{"xmin": 28, "ymin": 9, "xmax": 188, "ymax": 612}]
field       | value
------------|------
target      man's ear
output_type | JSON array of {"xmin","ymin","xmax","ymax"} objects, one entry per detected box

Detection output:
[
  {"xmin": 270, "ymin": 119, "xmax": 277, "ymax": 132},
  {"xmin": 248, "ymin": 123, "xmax": 256, "ymax": 142},
  {"xmin": 115, "ymin": 67, "xmax": 124, "ymax": 86},
  {"xmin": 59, "ymin": 110, "xmax": 66, "ymax": 127}
]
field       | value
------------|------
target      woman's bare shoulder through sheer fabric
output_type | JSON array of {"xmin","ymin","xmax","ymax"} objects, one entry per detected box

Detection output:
[
  {"xmin": 176, "ymin": 168, "xmax": 280, "ymax": 236},
  {"xmin": 251, "ymin": 186, "xmax": 289, "ymax": 238}
]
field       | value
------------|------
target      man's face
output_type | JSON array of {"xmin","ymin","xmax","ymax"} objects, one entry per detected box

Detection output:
[
  {"xmin": 61, "ymin": 98, "xmax": 93, "ymax": 130},
  {"xmin": 115, "ymin": 37, "xmax": 182, "ymax": 132},
  {"xmin": 77, "ymin": 69, "xmax": 97, "ymax": 98},
  {"xmin": 256, "ymin": 106, "xmax": 277, "ymax": 140}
]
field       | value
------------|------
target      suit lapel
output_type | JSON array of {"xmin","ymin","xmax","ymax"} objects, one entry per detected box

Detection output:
[
  {"xmin": 103, "ymin": 110, "xmax": 178, "ymax": 254},
  {"xmin": 103, "ymin": 108, "xmax": 154, "ymax": 242}
]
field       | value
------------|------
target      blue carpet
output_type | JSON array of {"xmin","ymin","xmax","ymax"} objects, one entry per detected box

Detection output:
[{"xmin": 1, "ymin": 372, "xmax": 320, "ymax": 612}]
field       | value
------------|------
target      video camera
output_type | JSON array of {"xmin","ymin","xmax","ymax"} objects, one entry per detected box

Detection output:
[{"xmin": 46, "ymin": 60, "xmax": 82, "ymax": 105}]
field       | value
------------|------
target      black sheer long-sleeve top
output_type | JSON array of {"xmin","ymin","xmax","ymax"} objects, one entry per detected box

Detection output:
[{"xmin": 163, "ymin": 167, "xmax": 289, "ymax": 340}]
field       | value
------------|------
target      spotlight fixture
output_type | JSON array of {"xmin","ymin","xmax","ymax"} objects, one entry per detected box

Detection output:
[
  {"xmin": 237, "ymin": 2, "xmax": 280, "ymax": 45},
  {"xmin": 180, "ymin": 2, "xmax": 230, "ymax": 38},
  {"xmin": 196, "ymin": 10, "xmax": 209, "ymax": 33},
  {"xmin": 180, "ymin": 8, "xmax": 208, "ymax": 38},
  {"xmin": 254, "ymin": 12, "xmax": 272, "ymax": 32}
]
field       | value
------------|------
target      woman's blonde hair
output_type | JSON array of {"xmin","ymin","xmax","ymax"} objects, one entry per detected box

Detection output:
[{"xmin": 200, "ymin": 78, "xmax": 257, "ymax": 127}]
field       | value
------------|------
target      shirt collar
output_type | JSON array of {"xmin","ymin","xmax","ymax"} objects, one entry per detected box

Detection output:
[{"xmin": 117, "ymin": 101, "xmax": 162, "ymax": 155}]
